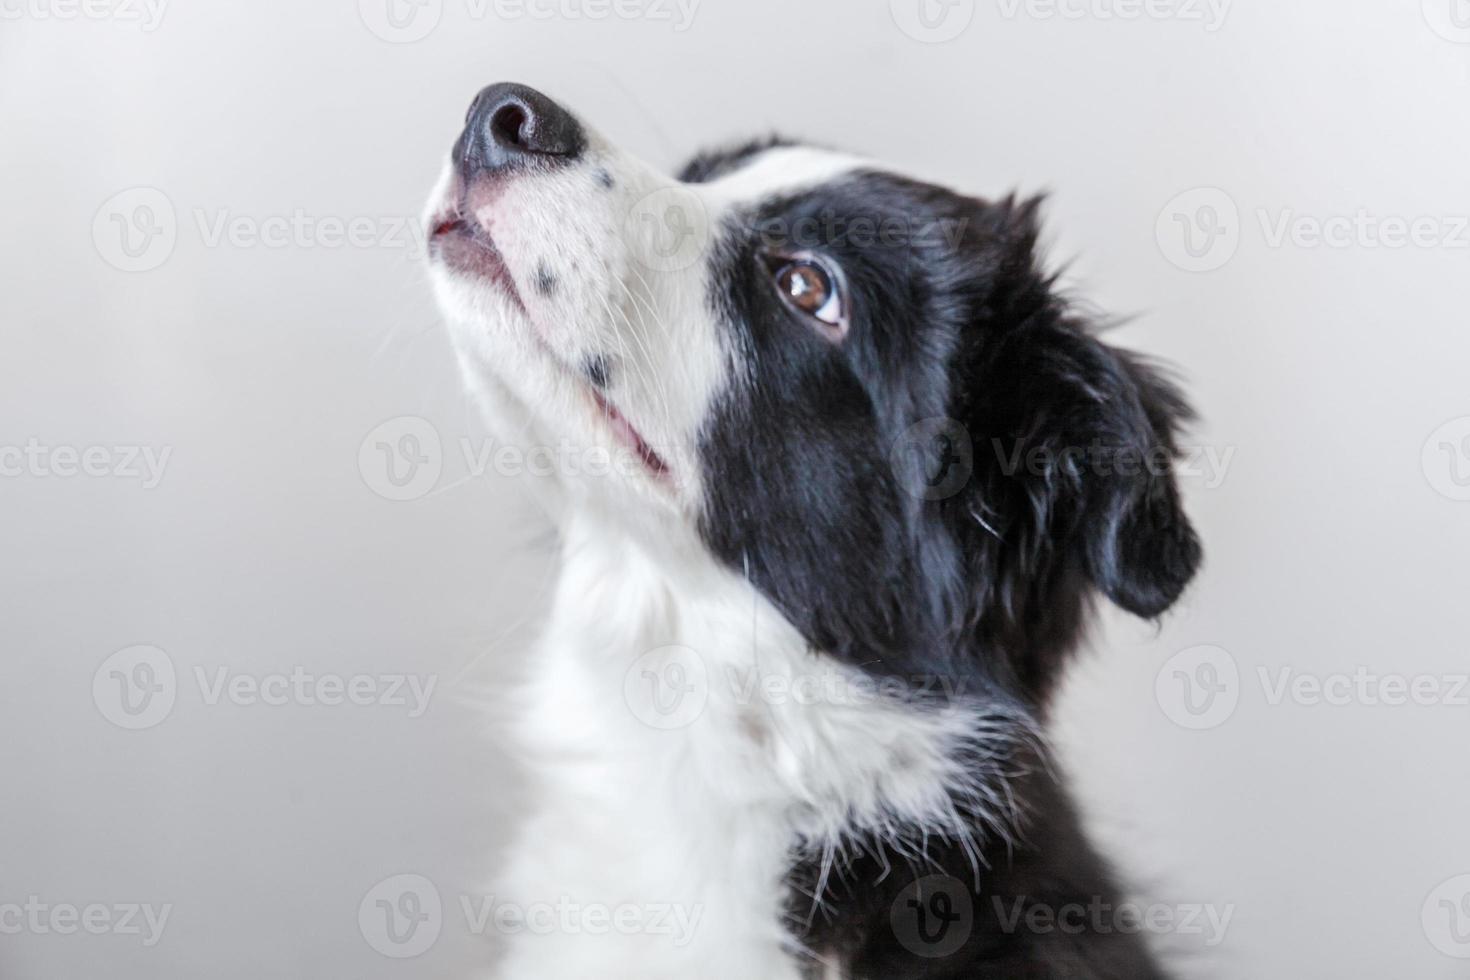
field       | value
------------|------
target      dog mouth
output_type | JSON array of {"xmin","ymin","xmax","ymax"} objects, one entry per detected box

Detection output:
[
  {"xmin": 429, "ymin": 213, "xmax": 525, "ymax": 310},
  {"xmin": 430, "ymin": 200, "xmax": 672, "ymax": 486},
  {"xmin": 517, "ymin": 334, "xmax": 671, "ymax": 484},
  {"xmin": 592, "ymin": 389, "xmax": 670, "ymax": 480}
]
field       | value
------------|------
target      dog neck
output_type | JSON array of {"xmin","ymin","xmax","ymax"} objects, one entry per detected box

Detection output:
[{"xmin": 536, "ymin": 502, "xmax": 1026, "ymax": 871}]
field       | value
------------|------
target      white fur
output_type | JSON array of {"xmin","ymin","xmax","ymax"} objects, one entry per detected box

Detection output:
[
  {"xmin": 490, "ymin": 514, "xmax": 1018, "ymax": 978},
  {"xmin": 427, "ymin": 128, "xmax": 1022, "ymax": 978}
]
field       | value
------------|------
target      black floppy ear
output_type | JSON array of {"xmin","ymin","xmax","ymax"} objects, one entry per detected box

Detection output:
[
  {"xmin": 971, "ymin": 317, "xmax": 1202, "ymax": 622},
  {"xmin": 961, "ymin": 196, "xmax": 1202, "ymax": 621},
  {"xmin": 1076, "ymin": 343, "xmax": 1202, "ymax": 617}
]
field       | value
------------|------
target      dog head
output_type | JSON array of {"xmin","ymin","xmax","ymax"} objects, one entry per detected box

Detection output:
[{"xmin": 425, "ymin": 83, "xmax": 1201, "ymax": 704}]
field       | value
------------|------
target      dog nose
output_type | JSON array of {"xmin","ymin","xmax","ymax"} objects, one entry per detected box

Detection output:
[{"xmin": 454, "ymin": 82, "xmax": 585, "ymax": 175}]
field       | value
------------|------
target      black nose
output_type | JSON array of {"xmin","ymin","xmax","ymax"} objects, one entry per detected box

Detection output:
[{"xmin": 453, "ymin": 82, "xmax": 585, "ymax": 175}]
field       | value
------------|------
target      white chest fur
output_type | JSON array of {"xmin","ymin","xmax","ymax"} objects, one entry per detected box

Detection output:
[{"xmin": 490, "ymin": 512, "xmax": 1013, "ymax": 979}]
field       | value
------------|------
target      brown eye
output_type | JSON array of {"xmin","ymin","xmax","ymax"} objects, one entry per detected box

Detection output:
[
  {"xmin": 778, "ymin": 262, "xmax": 832, "ymax": 313},
  {"xmin": 770, "ymin": 254, "xmax": 847, "ymax": 338}
]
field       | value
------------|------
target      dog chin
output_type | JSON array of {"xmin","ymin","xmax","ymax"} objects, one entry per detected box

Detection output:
[{"xmin": 428, "ymin": 271, "xmax": 687, "ymax": 518}]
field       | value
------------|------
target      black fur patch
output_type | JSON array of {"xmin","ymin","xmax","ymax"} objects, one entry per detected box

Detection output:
[
  {"xmin": 697, "ymin": 169, "xmax": 1199, "ymax": 698},
  {"xmin": 583, "ymin": 354, "xmax": 612, "ymax": 389},
  {"xmin": 690, "ymin": 167, "xmax": 1201, "ymax": 977},
  {"xmin": 678, "ymin": 135, "xmax": 798, "ymax": 184},
  {"xmin": 787, "ymin": 758, "xmax": 1172, "ymax": 980}
]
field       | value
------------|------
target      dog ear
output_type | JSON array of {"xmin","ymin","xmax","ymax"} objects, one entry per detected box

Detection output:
[
  {"xmin": 957, "ymin": 197, "xmax": 1201, "ymax": 622},
  {"xmin": 1071, "ymin": 342, "xmax": 1202, "ymax": 617},
  {"xmin": 978, "ymin": 324, "xmax": 1202, "ymax": 621}
]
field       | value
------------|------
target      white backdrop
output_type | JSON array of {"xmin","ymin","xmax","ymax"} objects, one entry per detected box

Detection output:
[{"xmin": 4, "ymin": 1, "xmax": 1470, "ymax": 977}]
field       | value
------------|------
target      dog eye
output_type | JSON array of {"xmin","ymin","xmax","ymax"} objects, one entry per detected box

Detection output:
[{"xmin": 770, "ymin": 255, "xmax": 848, "ymax": 339}]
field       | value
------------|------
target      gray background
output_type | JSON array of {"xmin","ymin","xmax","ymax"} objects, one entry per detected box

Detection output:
[{"xmin": 4, "ymin": 0, "xmax": 1470, "ymax": 976}]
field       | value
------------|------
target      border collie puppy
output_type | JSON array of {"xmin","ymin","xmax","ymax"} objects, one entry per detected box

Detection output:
[{"xmin": 425, "ymin": 82, "xmax": 1200, "ymax": 979}]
